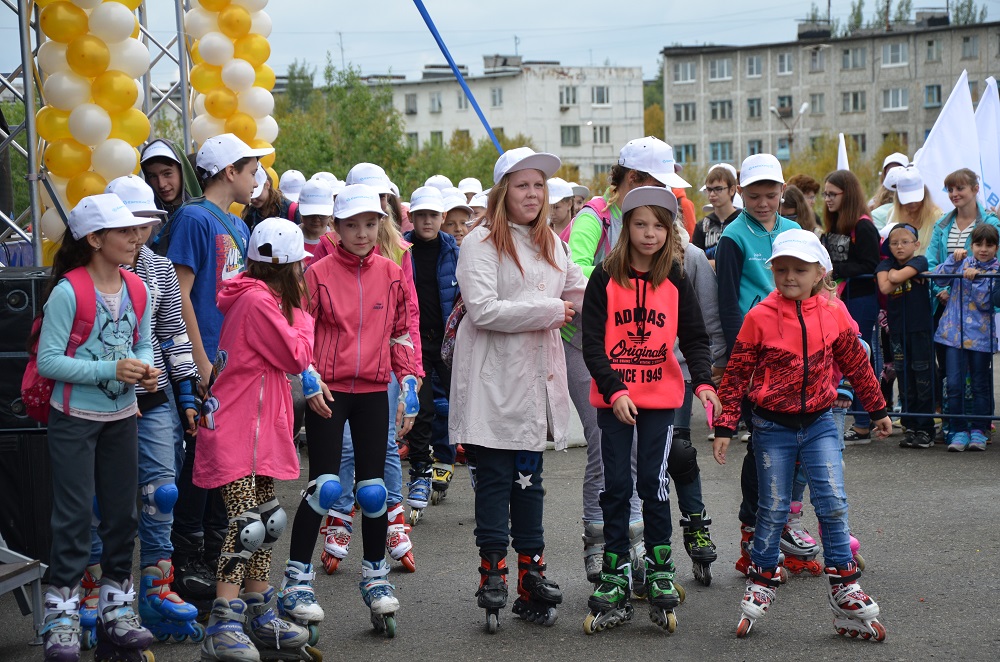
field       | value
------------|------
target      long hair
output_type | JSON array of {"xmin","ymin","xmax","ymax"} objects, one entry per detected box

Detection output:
[
  {"xmin": 483, "ymin": 171, "xmax": 558, "ymax": 274},
  {"xmin": 891, "ymin": 187, "xmax": 941, "ymax": 253},
  {"xmin": 385, "ymin": 193, "xmax": 405, "ymax": 232},
  {"xmin": 243, "ymin": 183, "xmax": 282, "ymax": 222},
  {"xmin": 602, "ymin": 204, "xmax": 682, "ymax": 290},
  {"xmin": 822, "ymin": 170, "xmax": 868, "ymax": 236},
  {"xmin": 377, "ymin": 205, "xmax": 406, "ymax": 265},
  {"xmin": 606, "ymin": 164, "xmax": 652, "ymax": 209},
  {"xmin": 870, "ymin": 185, "xmax": 894, "ymax": 210},
  {"xmin": 782, "ymin": 185, "xmax": 818, "ymax": 233},
  {"xmin": 245, "ymin": 260, "xmax": 307, "ymax": 325}
]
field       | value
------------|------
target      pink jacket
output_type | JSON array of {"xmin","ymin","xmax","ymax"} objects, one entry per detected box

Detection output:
[
  {"xmin": 193, "ymin": 274, "xmax": 314, "ymax": 489},
  {"xmin": 306, "ymin": 242, "xmax": 418, "ymax": 393}
]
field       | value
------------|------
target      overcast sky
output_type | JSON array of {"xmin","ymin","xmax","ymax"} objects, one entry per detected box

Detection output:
[{"xmin": 0, "ymin": 1, "xmax": 992, "ymax": 83}]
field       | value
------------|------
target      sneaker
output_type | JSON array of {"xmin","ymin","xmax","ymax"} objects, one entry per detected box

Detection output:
[
  {"xmin": 913, "ymin": 431, "xmax": 934, "ymax": 449},
  {"xmin": 968, "ymin": 430, "xmax": 989, "ymax": 451},
  {"xmin": 899, "ymin": 431, "xmax": 916, "ymax": 448},
  {"xmin": 707, "ymin": 431, "xmax": 715, "ymax": 442},
  {"xmin": 844, "ymin": 428, "xmax": 871, "ymax": 445},
  {"xmin": 948, "ymin": 432, "xmax": 970, "ymax": 452}
]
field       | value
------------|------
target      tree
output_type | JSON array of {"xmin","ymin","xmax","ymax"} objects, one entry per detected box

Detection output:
[
  {"xmin": 846, "ymin": 0, "xmax": 865, "ymax": 34},
  {"xmin": 892, "ymin": 0, "xmax": 912, "ymax": 24},
  {"xmin": 952, "ymin": 0, "xmax": 989, "ymax": 24},
  {"xmin": 643, "ymin": 57, "xmax": 664, "ymax": 109},
  {"xmin": 644, "ymin": 103, "xmax": 664, "ymax": 140},
  {"xmin": 285, "ymin": 59, "xmax": 315, "ymax": 112}
]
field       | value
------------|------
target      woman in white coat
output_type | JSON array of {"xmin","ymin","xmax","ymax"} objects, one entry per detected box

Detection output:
[{"xmin": 451, "ymin": 147, "xmax": 587, "ymax": 629}]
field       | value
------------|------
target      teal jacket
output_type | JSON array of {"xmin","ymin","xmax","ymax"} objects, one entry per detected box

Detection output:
[{"xmin": 925, "ymin": 203, "xmax": 1000, "ymax": 305}]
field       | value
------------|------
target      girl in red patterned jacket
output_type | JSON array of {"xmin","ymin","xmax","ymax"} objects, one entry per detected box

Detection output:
[
  {"xmin": 712, "ymin": 228, "xmax": 892, "ymax": 642},
  {"xmin": 582, "ymin": 187, "xmax": 721, "ymax": 634}
]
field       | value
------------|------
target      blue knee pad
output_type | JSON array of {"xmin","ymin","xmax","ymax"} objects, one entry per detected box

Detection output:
[
  {"xmin": 356, "ymin": 478, "xmax": 388, "ymax": 518},
  {"xmin": 141, "ymin": 478, "xmax": 178, "ymax": 522},
  {"xmin": 302, "ymin": 474, "xmax": 343, "ymax": 516}
]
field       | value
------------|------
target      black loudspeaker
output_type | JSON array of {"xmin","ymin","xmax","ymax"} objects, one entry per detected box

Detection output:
[
  {"xmin": 0, "ymin": 432, "xmax": 52, "ymax": 564},
  {"xmin": 0, "ymin": 268, "xmax": 49, "ymax": 431}
]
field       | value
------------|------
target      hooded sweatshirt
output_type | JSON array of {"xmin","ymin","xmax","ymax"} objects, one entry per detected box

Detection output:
[
  {"xmin": 192, "ymin": 274, "xmax": 314, "ymax": 490},
  {"xmin": 140, "ymin": 138, "xmax": 202, "ymax": 219}
]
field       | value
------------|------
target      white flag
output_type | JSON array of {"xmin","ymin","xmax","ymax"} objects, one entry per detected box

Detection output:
[
  {"xmin": 975, "ymin": 77, "xmax": 1000, "ymax": 210},
  {"xmin": 914, "ymin": 70, "xmax": 982, "ymax": 211},
  {"xmin": 837, "ymin": 133, "xmax": 850, "ymax": 171}
]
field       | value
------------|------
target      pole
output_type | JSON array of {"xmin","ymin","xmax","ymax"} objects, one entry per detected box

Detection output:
[{"xmin": 18, "ymin": 0, "xmax": 41, "ymax": 267}]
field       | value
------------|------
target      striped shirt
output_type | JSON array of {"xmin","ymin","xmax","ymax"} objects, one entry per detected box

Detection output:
[{"xmin": 947, "ymin": 222, "xmax": 975, "ymax": 255}]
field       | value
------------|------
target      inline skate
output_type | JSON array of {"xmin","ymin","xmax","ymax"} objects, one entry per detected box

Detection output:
[
  {"xmin": 645, "ymin": 545, "xmax": 685, "ymax": 633},
  {"xmin": 816, "ymin": 522, "xmax": 866, "ymax": 570},
  {"xmin": 477, "ymin": 551, "xmax": 508, "ymax": 633},
  {"xmin": 138, "ymin": 559, "xmax": 204, "ymax": 643},
  {"xmin": 80, "ymin": 564, "xmax": 101, "ymax": 650},
  {"xmin": 171, "ymin": 531, "xmax": 218, "ymax": 618},
  {"xmin": 781, "ymin": 502, "xmax": 822, "ymax": 576},
  {"xmin": 360, "ymin": 559, "xmax": 398, "ymax": 638},
  {"xmin": 581, "ymin": 521, "xmax": 604, "ymax": 584},
  {"xmin": 406, "ymin": 463, "xmax": 431, "ymax": 525},
  {"xmin": 41, "ymin": 586, "xmax": 81, "ymax": 662},
  {"xmin": 200, "ymin": 597, "xmax": 257, "ymax": 661},
  {"xmin": 583, "ymin": 551, "xmax": 633, "ymax": 634},
  {"xmin": 93, "ymin": 579, "xmax": 154, "ymax": 662},
  {"xmin": 736, "ymin": 524, "xmax": 787, "ymax": 583},
  {"xmin": 243, "ymin": 587, "xmax": 319, "ymax": 660},
  {"xmin": 430, "ymin": 462, "xmax": 453, "ymax": 505},
  {"xmin": 628, "ymin": 522, "xmax": 647, "ymax": 600},
  {"xmin": 277, "ymin": 561, "xmax": 324, "ymax": 646},
  {"xmin": 680, "ymin": 511, "xmax": 717, "ymax": 586},
  {"xmin": 736, "ymin": 564, "xmax": 781, "ymax": 638},
  {"xmin": 386, "ymin": 503, "xmax": 416, "ymax": 572},
  {"xmin": 826, "ymin": 562, "xmax": 886, "ymax": 641},
  {"xmin": 511, "ymin": 552, "xmax": 561, "ymax": 626},
  {"xmin": 319, "ymin": 509, "xmax": 352, "ymax": 574}
]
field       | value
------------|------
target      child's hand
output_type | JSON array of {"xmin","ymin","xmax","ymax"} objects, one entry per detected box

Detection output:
[
  {"xmin": 953, "ymin": 248, "xmax": 968, "ymax": 262},
  {"xmin": 963, "ymin": 267, "xmax": 981, "ymax": 280},
  {"xmin": 712, "ymin": 436, "xmax": 730, "ymax": 465},
  {"xmin": 872, "ymin": 416, "xmax": 893, "ymax": 439},
  {"xmin": 396, "ymin": 401, "xmax": 415, "ymax": 436},
  {"xmin": 116, "ymin": 358, "xmax": 147, "ymax": 384},
  {"xmin": 711, "ymin": 365, "xmax": 726, "ymax": 387},
  {"xmin": 307, "ymin": 381, "xmax": 334, "ymax": 418},
  {"xmin": 697, "ymin": 389, "xmax": 722, "ymax": 425},
  {"xmin": 561, "ymin": 300, "xmax": 576, "ymax": 327},
  {"xmin": 937, "ymin": 289, "xmax": 950, "ymax": 303},
  {"xmin": 139, "ymin": 366, "xmax": 162, "ymax": 392},
  {"xmin": 612, "ymin": 395, "xmax": 637, "ymax": 425},
  {"xmin": 834, "ymin": 397, "xmax": 852, "ymax": 409}
]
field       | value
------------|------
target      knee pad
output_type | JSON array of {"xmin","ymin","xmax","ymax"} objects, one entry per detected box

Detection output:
[
  {"xmin": 356, "ymin": 478, "xmax": 388, "ymax": 518},
  {"xmin": 667, "ymin": 436, "xmax": 700, "ymax": 486},
  {"xmin": 258, "ymin": 498, "xmax": 287, "ymax": 549},
  {"xmin": 220, "ymin": 506, "xmax": 266, "ymax": 575},
  {"xmin": 140, "ymin": 478, "xmax": 178, "ymax": 522},
  {"xmin": 301, "ymin": 473, "xmax": 342, "ymax": 516}
]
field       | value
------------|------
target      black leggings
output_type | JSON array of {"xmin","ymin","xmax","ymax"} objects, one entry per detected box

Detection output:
[{"xmin": 288, "ymin": 390, "xmax": 389, "ymax": 563}]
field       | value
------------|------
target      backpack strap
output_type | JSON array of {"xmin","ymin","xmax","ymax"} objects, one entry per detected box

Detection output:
[
  {"xmin": 60, "ymin": 267, "xmax": 98, "ymax": 416},
  {"xmin": 119, "ymin": 267, "xmax": 148, "ymax": 345},
  {"xmin": 287, "ymin": 201, "xmax": 298, "ymax": 222},
  {"xmin": 581, "ymin": 198, "xmax": 613, "ymax": 259}
]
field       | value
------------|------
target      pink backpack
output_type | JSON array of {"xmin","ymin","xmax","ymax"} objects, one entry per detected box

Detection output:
[{"xmin": 566, "ymin": 198, "xmax": 613, "ymax": 261}]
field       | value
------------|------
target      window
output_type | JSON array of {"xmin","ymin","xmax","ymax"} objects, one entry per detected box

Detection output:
[
  {"xmin": 673, "ymin": 61, "xmax": 696, "ymax": 83},
  {"xmin": 455, "ymin": 129, "xmax": 470, "ymax": 142},
  {"xmin": 841, "ymin": 46, "xmax": 866, "ymax": 69},
  {"xmin": 593, "ymin": 125, "xmax": 611, "ymax": 144},
  {"xmin": 882, "ymin": 42, "xmax": 908, "ymax": 66},
  {"xmin": 777, "ymin": 137, "xmax": 790, "ymax": 160},
  {"xmin": 841, "ymin": 91, "xmax": 866, "ymax": 113},
  {"xmin": 559, "ymin": 85, "xmax": 577, "ymax": 106},
  {"xmin": 710, "ymin": 100, "xmax": 733, "ymax": 121},
  {"xmin": 970, "ymin": 80, "xmax": 980, "ymax": 103},
  {"xmin": 594, "ymin": 164, "xmax": 611, "ymax": 178},
  {"xmin": 430, "ymin": 131, "xmax": 443, "ymax": 147},
  {"xmin": 457, "ymin": 91, "xmax": 468, "ymax": 110},
  {"xmin": 882, "ymin": 131, "xmax": 908, "ymax": 146},
  {"xmin": 777, "ymin": 52, "xmax": 793, "ymax": 75},
  {"xmin": 560, "ymin": 125, "xmax": 580, "ymax": 147},
  {"xmin": 709, "ymin": 58, "xmax": 732, "ymax": 81},
  {"xmin": 673, "ymin": 102, "xmax": 696, "ymax": 123},
  {"xmin": 848, "ymin": 133, "xmax": 867, "ymax": 152},
  {"xmin": 962, "ymin": 36, "xmax": 979, "ymax": 59},
  {"xmin": 592, "ymin": 86, "xmax": 610, "ymax": 105},
  {"xmin": 809, "ymin": 49, "xmax": 825, "ymax": 73},
  {"xmin": 926, "ymin": 39, "xmax": 941, "ymax": 62},
  {"xmin": 882, "ymin": 87, "xmax": 909, "ymax": 111},
  {"xmin": 710, "ymin": 141, "xmax": 733, "ymax": 162},
  {"xmin": 747, "ymin": 139, "xmax": 762, "ymax": 156},
  {"xmin": 429, "ymin": 91, "xmax": 442, "ymax": 114},
  {"xmin": 777, "ymin": 95, "xmax": 793, "ymax": 111},
  {"xmin": 810, "ymin": 93, "xmax": 825, "ymax": 114},
  {"xmin": 406, "ymin": 132, "xmax": 418, "ymax": 151},
  {"xmin": 925, "ymin": 84, "xmax": 942, "ymax": 107},
  {"xmin": 490, "ymin": 87, "xmax": 503, "ymax": 108},
  {"xmin": 747, "ymin": 98, "xmax": 762, "ymax": 119},
  {"xmin": 746, "ymin": 55, "xmax": 762, "ymax": 78},
  {"xmin": 492, "ymin": 126, "xmax": 505, "ymax": 139},
  {"xmin": 405, "ymin": 93, "xmax": 417, "ymax": 115},
  {"xmin": 674, "ymin": 144, "xmax": 696, "ymax": 164}
]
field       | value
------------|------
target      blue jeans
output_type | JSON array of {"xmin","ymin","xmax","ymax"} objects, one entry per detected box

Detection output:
[
  {"xmin": 750, "ymin": 411, "xmax": 853, "ymax": 569},
  {"xmin": 846, "ymin": 292, "xmax": 879, "ymax": 430},
  {"xmin": 331, "ymin": 375, "xmax": 404, "ymax": 512},
  {"xmin": 945, "ymin": 347, "xmax": 993, "ymax": 433},
  {"xmin": 791, "ymin": 407, "xmax": 848, "ymax": 503}
]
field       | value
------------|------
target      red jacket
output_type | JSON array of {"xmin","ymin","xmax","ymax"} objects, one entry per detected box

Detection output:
[
  {"xmin": 305, "ymin": 243, "xmax": 417, "ymax": 393},
  {"xmin": 715, "ymin": 291, "xmax": 886, "ymax": 436}
]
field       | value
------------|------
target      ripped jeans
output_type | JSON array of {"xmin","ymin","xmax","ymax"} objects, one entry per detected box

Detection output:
[{"xmin": 750, "ymin": 410, "xmax": 853, "ymax": 569}]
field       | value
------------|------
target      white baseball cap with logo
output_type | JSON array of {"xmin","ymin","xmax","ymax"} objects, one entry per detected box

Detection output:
[
  {"xmin": 140, "ymin": 140, "xmax": 181, "ymax": 165},
  {"xmin": 458, "ymin": 177, "xmax": 483, "ymax": 195},
  {"xmin": 882, "ymin": 152, "xmax": 909, "ymax": 171},
  {"xmin": 279, "ymin": 169, "xmax": 306, "ymax": 201},
  {"xmin": 739, "ymin": 153, "xmax": 785, "ymax": 187},
  {"xmin": 895, "ymin": 165, "xmax": 925, "ymax": 205},
  {"xmin": 444, "ymin": 193, "xmax": 473, "ymax": 214},
  {"xmin": 334, "ymin": 184, "xmax": 387, "ymax": 219},
  {"xmin": 547, "ymin": 177, "xmax": 574, "ymax": 205},
  {"xmin": 346, "ymin": 163, "xmax": 392, "ymax": 195},
  {"xmin": 68, "ymin": 193, "xmax": 157, "ymax": 240},
  {"xmin": 766, "ymin": 228, "xmax": 828, "ymax": 269},
  {"xmin": 469, "ymin": 191, "xmax": 488, "ymax": 209},
  {"xmin": 409, "ymin": 186, "xmax": 445, "ymax": 214},
  {"xmin": 618, "ymin": 137, "xmax": 690, "ymax": 189},
  {"xmin": 297, "ymin": 180, "xmax": 335, "ymax": 216},
  {"xmin": 248, "ymin": 217, "xmax": 309, "ymax": 264},
  {"xmin": 105, "ymin": 175, "xmax": 167, "ymax": 218},
  {"xmin": 196, "ymin": 133, "xmax": 274, "ymax": 177},
  {"xmin": 424, "ymin": 174, "xmax": 454, "ymax": 191},
  {"xmin": 493, "ymin": 147, "xmax": 561, "ymax": 184}
]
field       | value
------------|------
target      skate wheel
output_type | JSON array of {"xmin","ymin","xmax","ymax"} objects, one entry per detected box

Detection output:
[
  {"xmin": 849, "ymin": 629, "xmax": 860, "ymax": 638},
  {"xmin": 190, "ymin": 622, "xmax": 206, "ymax": 643},
  {"xmin": 583, "ymin": 612, "xmax": 599, "ymax": 635},
  {"xmin": 308, "ymin": 623, "xmax": 320, "ymax": 647},
  {"xmin": 736, "ymin": 617, "xmax": 752, "ymax": 638},
  {"xmin": 487, "ymin": 612, "xmax": 499, "ymax": 634},
  {"xmin": 81, "ymin": 629, "xmax": 96, "ymax": 650},
  {"xmin": 700, "ymin": 565, "xmax": 712, "ymax": 587},
  {"xmin": 401, "ymin": 551, "xmax": 416, "ymax": 573},
  {"xmin": 676, "ymin": 583, "xmax": 686, "ymax": 604},
  {"xmin": 170, "ymin": 632, "xmax": 187, "ymax": 642},
  {"xmin": 156, "ymin": 631, "xmax": 170, "ymax": 643},
  {"xmin": 305, "ymin": 645, "xmax": 323, "ymax": 661},
  {"xmin": 142, "ymin": 652, "xmax": 154, "ymax": 662},
  {"xmin": 409, "ymin": 508, "xmax": 422, "ymax": 526},
  {"xmin": 384, "ymin": 615, "xmax": 396, "ymax": 638},
  {"xmin": 836, "ymin": 626, "xmax": 848, "ymax": 635},
  {"xmin": 860, "ymin": 631, "xmax": 871, "ymax": 640},
  {"xmin": 431, "ymin": 490, "xmax": 442, "ymax": 505},
  {"xmin": 870, "ymin": 620, "xmax": 887, "ymax": 642},
  {"xmin": 321, "ymin": 551, "xmax": 340, "ymax": 575},
  {"xmin": 665, "ymin": 611, "xmax": 677, "ymax": 634},
  {"xmin": 854, "ymin": 552, "xmax": 866, "ymax": 571}
]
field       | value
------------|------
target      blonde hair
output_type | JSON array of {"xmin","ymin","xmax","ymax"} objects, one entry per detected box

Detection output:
[
  {"xmin": 377, "ymin": 204, "xmax": 406, "ymax": 265},
  {"xmin": 603, "ymin": 205, "xmax": 683, "ymax": 290},
  {"xmin": 483, "ymin": 171, "xmax": 559, "ymax": 274},
  {"xmin": 891, "ymin": 188, "xmax": 941, "ymax": 254}
]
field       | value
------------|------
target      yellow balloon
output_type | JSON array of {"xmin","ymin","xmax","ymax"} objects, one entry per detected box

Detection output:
[
  {"xmin": 66, "ymin": 35, "xmax": 111, "ymax": 78},
  {"xmin": 44, "ymin": 139, "xmax": 92, "ymax": 178},
  {"xmin": 190, "ymin": 63, "xmax": 223, "ymax": 94},
  {"xmin": 116, "ymin": 0, "xmax": 143, "ymax": 11},
  {"xmin": 132, "ymin": 147, "xmax": 142, "ymax": 174},
  {"xmin": 218, "ymin": 4, "xmax": 251, "ymax": 39},
  {"xmin": 224, "ymin": 112, "xmax": 257, "ymax": 143},
  {"xmin": 42, "ymin": 238, "xmax": 60, "ymax": 265},
  {"xmin": 108, "ymin": 107, "xmax": 150, "ymax": 146},
  {"xmin": 233, "ymin": 34, "xmax": 269, "ymax": 68},
  {"xmin": 265, "ymin": 166, "xmax": 278, "ymax": 189},
  {"xmin": 251, "ymin": 140, "xmax": 274, "ymax": 168},
  {"xmin": 205, "ymin": 88, "xmax": 238, "ymax": 119},
  {"xmin": 229, "ymin": 202, "xmax": 245, "ymax": 216},
  {"xmin": 66, "ymin": 171, "xmax": 108, "ymax": 207},
  {"xmin": 36, "ymin": 106, "xmax": 72, "ymax": 142},
  {"xmin": 132, "ymin": 16, "xmax": 140, "ymax": 39},
  {"xmin": 190, "ymin": 41, "xmax": 204, "ymax": 66},
  {"xmin": 253, "ymin": 64, "xmax": 275, "ymax": 91},
  {"xmin": 39, "ymin": 2, "xmax": 89, "ymax": 44},
  {"xmin": 201, "ymin": 0, "xmax": 231, "ymax": 12},
  {"xmin": 35, "ymin": 0, "xmax": 61, "ymax": 7},
  {"xmin": 92, "ymin": 70, "xmax": 139, "ymax": 114}
]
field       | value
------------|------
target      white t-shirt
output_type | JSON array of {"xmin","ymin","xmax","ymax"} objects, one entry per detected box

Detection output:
[{"xmin": 98, "ymin": 283, "xmax": 124, "ymax": 320}]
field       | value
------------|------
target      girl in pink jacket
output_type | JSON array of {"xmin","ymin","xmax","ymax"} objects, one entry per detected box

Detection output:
[{"xmin": 193, "ymin": 218, "xmax": 316, "ymax": 661}]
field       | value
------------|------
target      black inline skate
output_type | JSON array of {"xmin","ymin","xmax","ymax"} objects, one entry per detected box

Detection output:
[
  {"xmin": 476, "ymin": 551, "xmax": 508, "ymax": 634},
  {"xmin": 680, "ymin": 511, "xmax": 717, "ymax": 586},
  {"xmin": 511, "ymin": 552, "xmax": 561, "ymax": 626}
]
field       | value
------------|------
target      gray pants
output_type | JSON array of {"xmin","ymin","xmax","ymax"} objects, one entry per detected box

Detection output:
[
  {"xmin": 48, "ymin": 408, "xmax": 139, "ymax": 588},
  {"xmin": 564, "ymin": 340, "xmax": 641, "ymax": 524}
]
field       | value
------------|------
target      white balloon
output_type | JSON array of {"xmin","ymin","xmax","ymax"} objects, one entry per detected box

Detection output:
[
  {"xmin": 191, "ymin": 114, "xmax": 225, "ymax": 145},
  {"xmin": 89, "ymin": 3, "xmax": 137, "ymax": 44},
  {"xmin": 198, "ymin": 31, "xmax": 234, "ymax": 67},
  {"xmin": 40, "ymin": 207, "xmax": 67, "ymax": 243},
  {"xmin": 43, "ymin": 71, "xmax": 92, "ymax": 112},
  {"xmin": 71, "ymin": 0, "xmax": 103, "ymax": 8},
  {"xmin": 37, "ymin": 40, "xmax": 69, "ymax": 76},
  {"xmin": 92, "ymin": 139, "xmax": 137, "ymax": 181},
  {"xmin": 133, "ymin": 80, "xmax": 144, "ymax": 110},
  {"xmin": 193, "ymin": 93, "xmax": 207, "ymax": 116},
  {"xmin": 234, "ymin": 0, "xmax": 268, "ymax": 12},
  {"xmin": 184, "ymin": 8, "xmax": 219, "ymax": 41},
  {"xmin": 68, "ymin": 103, "xmax": 112, "ymax": 146},
  {"xmin": 107, "ymin": 39, "xmax": 150, "ymax": 79},
  {"xmin": 39, "ymin": 175, "xmax": 68, "ymax": 209},
  {"xmin": 254, "ymin": 114, "xmax": 278, "ymax": 143},
  {"xmin": 237, "ymin": 87, "xmax": 273, "ymax": 117},
  {"xmin": 249, "ymin": 11, "xmax": 272, "ymax": 38},
  {"xmin": 221, "ymin": 59, "xmax": 255, "ymax": 93}
]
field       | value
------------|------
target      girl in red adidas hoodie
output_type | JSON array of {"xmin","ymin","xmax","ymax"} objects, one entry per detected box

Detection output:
[
  {"xmin": 582, "ymin": 186, "xmax": 721, "ymax": 633},
  {"xmin": 712, "ymin": 228, "xmax": 891, "ymax": 642}
]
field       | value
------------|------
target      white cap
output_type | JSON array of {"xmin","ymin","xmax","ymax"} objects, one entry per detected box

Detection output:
[
  {"xmin": 618, "ymin": 137, "xmax": 690, "ymax": 189},
  {"xmin": 251, "ymin": 164, "xmax": 268, "ymax": 200},
  {"xmin": 882, "ymin": 152, "xmax": 909, "ymax": 171},
  {"xmin": 444, "ymin": 194, "xmax": 473, "ymax": 214},
  {"xmin": 469, "ymin": 191, "xmax": 488, "ymax": 209},
  {"xmin": 389, "ymin": 182, "xmax": 400, "ymax": 197},
  {"xmin": 882, "ymin": 165, "xmax": 905, "ymax": 191},
  {"xmin": 104, "ymin": 175, "xmax": 167, "ymax": 218},
  {"xmin": 334, "ymin": 184, "xmax": 386, "ymax": 219},
  {"xmin": 329, "ymin": 179, "xmax": 346, "ymax": 196},
  {"xmin": 346, "ymin": 163, "xmax": 392, "ymax": 195},
  {"xmin": 140, "ymin": 140, "xmax": 181, "ymax": 165},
  {"xmin": 279, "ymin": 169, "xmax": 306, "ymax": 202},
  {"xmin": 248, "ymin": 217, "xmax": 309, "ymax": 264},
  {"xmin": 196, "ymin": 133, "xmax": 274, "ymax": 177},
  {"xmin": 621, "ymin": 186, "xmax": 678, "ymax": 217},
  {"xmin": 310, "ymin": 171, "xmax": 339, "ymax": 184},
  {"xmin": 297, "ymin": 180, "xmax": 335, "ymax": 216},
  {"xmin": 895, "ymin": 165, "xmax": 925, "ymax": 205},
  {"xmin": 424, "ymin": 174, "xmax": 453, "ymax": 191},
  {"xmin": 570, "ymin": 182, "xmax": 590, "ymax": 199},
  {"xmin": 493, "ymin": 147, "xmax": 561, "ymax": 184},
  {"xmin": 409, "ymin": 186, "xmax": 445, "ymax": 214},
  {"xmin": 68, "ymin": 193, "xmax": 156, "ymax": 241},
  {"xmin": 547, "ymin": 177, "xmax": 574, "ymax": 205},
  {"xmin": 458, "ymin": 177, "xmax": 483, "ymax": 195},
  {"xmin": 699, "ymin": 163, "xmax": 739, "ymax": 191},
  {"xmin": 739, "ymin": 153, "xmax": 784, "ymax": 187},
  {"xmin": 766, "ymin": 229, "xmax": 828, "ymax": 269},
  {"xmin": 441, "ymin": 186, "xmax": 462, "ymax": 200}
]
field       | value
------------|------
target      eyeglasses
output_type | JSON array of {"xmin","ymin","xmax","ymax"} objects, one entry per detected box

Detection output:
[
  {"xmin": 705, "ymin": 186, "xmax": 729, "ymax": 194},
  {"xmin": 822, "ymin": 192, "xmax": 843, "ymax": 200},
  {"xmin": 888, "ymin": 239, "xmax": 915, "ymax": 247}
]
